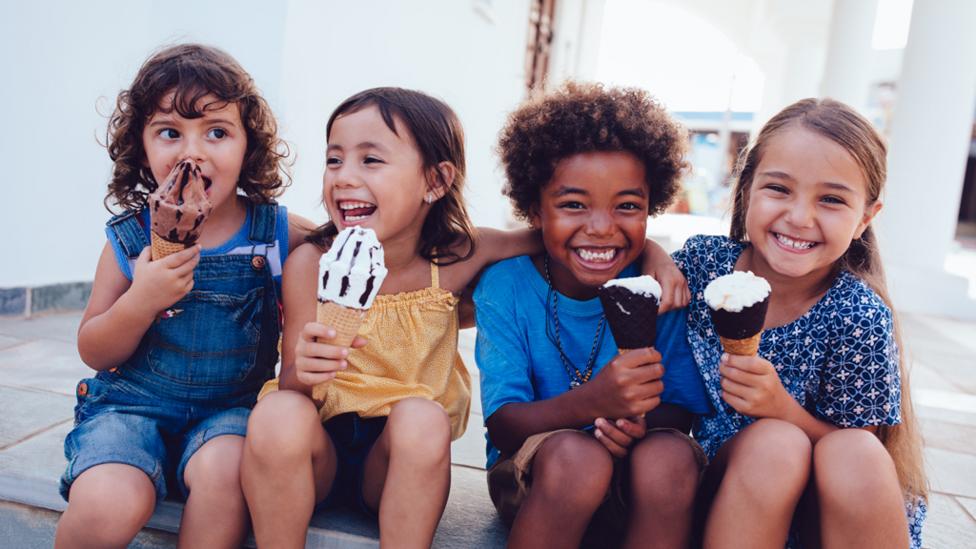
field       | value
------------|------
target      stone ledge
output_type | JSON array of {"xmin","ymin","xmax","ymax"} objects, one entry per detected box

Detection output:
[{"xmin": 0, "ymin": 283, "xmax": 92, "ymax": 318}]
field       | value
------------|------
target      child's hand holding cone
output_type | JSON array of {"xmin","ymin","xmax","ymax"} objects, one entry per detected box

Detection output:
[{"xmin": 718, "ymin": 352, "xmax": 793, "ymax": 418}]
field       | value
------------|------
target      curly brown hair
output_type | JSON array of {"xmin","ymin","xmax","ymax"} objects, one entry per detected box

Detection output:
[
  {"xmin": 498, "ymin": 82, "xmax": 687, "ymax": 221},
  {"xmin": 104, "ymin": 43, "xmax": 290, "ymax": 212}
]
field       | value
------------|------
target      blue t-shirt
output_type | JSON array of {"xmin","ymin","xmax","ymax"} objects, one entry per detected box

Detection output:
[
  {"xmin": 474, "ymin": 255, "xmax": 711, "ymax": 468},
  {"xmin": 105, "ymin": 204, "xmax": 290, "ymax": 296}
]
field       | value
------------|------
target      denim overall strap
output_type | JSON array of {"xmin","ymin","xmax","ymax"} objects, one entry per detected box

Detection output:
[
  {"xmin": 248, "ymin": 202, "xmax": 277, "ymax": 244},
  {"xmin": 107, "ymin": 210, "xmax": 150, "ymax": 259}
]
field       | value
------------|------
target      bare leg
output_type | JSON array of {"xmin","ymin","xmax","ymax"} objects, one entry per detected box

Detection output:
[
  {"xmin": 811, "ymin": 429, "xmax": 909, "ymax": 549},
  {"xmin": 361, "ymin": 398, "xmax": 452, "ymax": 549},
  {"xmin": 702, "ymin": 418, "xmax": 812, "ymax": 549},
  {"xmin": 623, "ymin": 431, "xmax": 700, "ymax": 549},
  {"xmin": 178, "ymin": 435, "xmax": 248, "ymax": 548},
  {"xmin": 241, "ymin": 391, "xmax": 337, "ymax": 549},
  {"xmin": 55, "ymin": 464, "xmax": 156, "ymax": 549},
  {"xmin": 507, "ymin": 431, "xmax": 614, "ymax": 549}
]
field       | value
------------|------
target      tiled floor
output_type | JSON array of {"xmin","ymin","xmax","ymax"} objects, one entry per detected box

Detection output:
[{"xmin": 0, "ymin": 311, "xmax": 974, "ymax": 547}]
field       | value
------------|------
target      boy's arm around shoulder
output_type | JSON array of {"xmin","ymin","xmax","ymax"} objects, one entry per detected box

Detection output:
[
  {"xmin": 641, "ymin": 238, "xmax": 689, "ymax": 312},
  {"xmin": 77, "ymin": 242, "xmax": 199, "ymax": 371}
]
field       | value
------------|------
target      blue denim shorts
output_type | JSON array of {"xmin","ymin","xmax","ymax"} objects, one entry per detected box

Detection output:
[
  {"xmin": 318, "ymin": 412, "xmax": 388, "ymax": 514},
  {"xmin": 60, "ymin": 375, "xmax": 250, "ymax": 502}
]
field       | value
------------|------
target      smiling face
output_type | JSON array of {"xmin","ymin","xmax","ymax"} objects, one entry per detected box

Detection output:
[
  {"xmin": 142, "ymin": 92, "xmax": 247, "ymax": 214},
  {"xmin": 531, "ymin": 151, "xmax": 650, "ymax": 300},
  {"xmin": 744, "ymin": 126, "xmax": 881, "ymax": 284},
  {"xmin": 323, "ymin": 105, "xmax": 433, "ymax": 245}
]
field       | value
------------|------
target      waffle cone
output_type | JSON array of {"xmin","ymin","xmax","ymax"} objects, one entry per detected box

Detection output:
[
  {"xmin": 311, "ymin": 300, "xmax": 366, "ymax": 402},
  {"xmin": 719, "ymin": 331, "xmax": 762, "ymax": 356},
  {"xmin": 150, "ymin": 231, "xmax": 185, "ymax": 261}
]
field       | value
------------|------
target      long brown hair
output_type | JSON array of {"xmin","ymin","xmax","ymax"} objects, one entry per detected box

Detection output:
[
  {"xmin": 729, "ymin": 98, "xmax": 927, "ymax": 499},
  {"xmin": 105, "ymin": 43, "xmax": 290, "ymax": 212},
  {"xmin": 307, "ymin": 87, "xmax": 476, "ymax": 265}
]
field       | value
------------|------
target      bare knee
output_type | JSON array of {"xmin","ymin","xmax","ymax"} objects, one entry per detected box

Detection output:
[
  {"xmin": 814, "ymin": 429, "xmax": 898, "ymax": 511},
  {"xmin": 185, "ymin": 435, "xmax": 244, "ymax": 497},
  {"xmin": 60, "ymin": 465, "xmax": 156, "ymax": 546},
  {"xmin": 531, "ymin": 433, "xmax": 614, "ymax": 509},
  {"xmin": 725, "ymin": 419, "xmax": 812, "ymax": 498},
  {"xmin": 630, "ymin": 431, "xmax": 700, "ymax": 507},
  {"xmin": 386, "ymin": 398, "xmax": 451, "ymax": 463},
  {"xmin": 245, "ymin": 390, "xmax": 321, "ymax": 462}
]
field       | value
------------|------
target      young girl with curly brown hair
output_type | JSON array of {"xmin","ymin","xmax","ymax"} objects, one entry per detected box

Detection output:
[{"xmin": 55, "ymin": 43, "xmax": 312, "ymax": 548}]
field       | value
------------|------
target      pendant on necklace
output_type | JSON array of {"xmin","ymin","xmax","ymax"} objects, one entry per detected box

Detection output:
[{"xmin": 569, "ymin": 379, "xmax": 581, "ymax": 389}]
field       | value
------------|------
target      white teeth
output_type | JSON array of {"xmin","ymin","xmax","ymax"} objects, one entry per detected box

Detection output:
[
  {"xmin": 344, "ymin": 214, "xmax": 370, "ymax": 221},
  {"xmin": 776, "ymin": 233, "xmax": 815, "ymax": 250},
  {"xmin": 339, "ymin": 201, "xmax": 374, "ymax": 210},
  {"xmin": 577, "ymin": 248, "xmax": 616, "ymax": 262}
]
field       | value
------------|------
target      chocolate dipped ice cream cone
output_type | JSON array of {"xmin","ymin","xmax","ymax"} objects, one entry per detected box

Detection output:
[{"xmin": 704, "ymin": 271, "xmax": 771, "ymax": 356}]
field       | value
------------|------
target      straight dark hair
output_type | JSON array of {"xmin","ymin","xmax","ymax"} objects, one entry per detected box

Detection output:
[{"xmin": 307, "ymin": 87, "xmax": 475, "ymax": 265}]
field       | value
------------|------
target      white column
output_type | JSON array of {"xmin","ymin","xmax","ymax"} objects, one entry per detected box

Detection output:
[
  {"xmin": 877, "ymin": 0, "xmax": 976, "ymax": 319},
  {"xmin": 819, "ymin": 0, "xmax": 878, "ymax": 112}
]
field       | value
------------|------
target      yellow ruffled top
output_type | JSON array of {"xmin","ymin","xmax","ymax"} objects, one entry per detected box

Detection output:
[{"xmin": 260, "ymin": 262, "xmax": 471, "ymax": 440}]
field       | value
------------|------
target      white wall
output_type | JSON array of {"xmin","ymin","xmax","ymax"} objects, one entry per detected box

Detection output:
[{"xmin": 0, "ymin": 0, "xmax": 531, "ymax": 287}]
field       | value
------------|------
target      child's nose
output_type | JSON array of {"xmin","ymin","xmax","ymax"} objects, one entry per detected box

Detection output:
[
  {"xmin": 786, "ymin": 201, "xmax": 816, "ymax": 227},
  {"xmin": 180, "ymin": 136, "xmax": 206, "ymax": 164},
  {"xmin": 585, "ymin": 211, "xmax": 614, "ymax": 236}
]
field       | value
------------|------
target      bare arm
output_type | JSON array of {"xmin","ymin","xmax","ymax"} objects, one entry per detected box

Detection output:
[
  {"xmin": 640, "ymin": 238, "xmax": 689, "ymax": 312},
  {"xmin": 487, "ymin": 348, "xmax": 665, "ymax": 457},
  {"xmin": 286, "ymin": 212, "xmax": 317, "ymax": 251},
  {"xmin": 77, "ymin": 242, "xmax": 199, "ymax": 371},
  {"xmin": 440, "ymin": 227, "xmax": 542, "ymax": 295},
  {"xmin": 278, "ymin": 243, "xmax": 366, "ymax": 395}
]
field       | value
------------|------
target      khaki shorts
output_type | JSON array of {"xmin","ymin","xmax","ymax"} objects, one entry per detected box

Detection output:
[{"xmin": 487, "ymin": 428, "xmax": 707, "ymax": 546}]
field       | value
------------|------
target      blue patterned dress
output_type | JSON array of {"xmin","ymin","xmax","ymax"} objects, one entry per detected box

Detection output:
[{"xmin": 674, "ymin": 235, "xmax": 925, "ymax": 548}]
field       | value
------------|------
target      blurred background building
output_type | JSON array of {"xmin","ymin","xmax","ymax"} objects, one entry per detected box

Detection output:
[{"xmin": 1, "ymin": 0, "xmax": 974, "ymax": 317}]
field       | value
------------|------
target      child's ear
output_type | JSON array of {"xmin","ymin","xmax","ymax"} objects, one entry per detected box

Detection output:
[
  {"xmin": 527, "ymin": 203, "xmax": 542, "ymax": 229},
  {"xmin": 424, "ymin": 162, "xmax": 457, "ymax": 204},
  {"xmin": 854, "ymin": 200, "xmax": 883, "ymax": 239}
]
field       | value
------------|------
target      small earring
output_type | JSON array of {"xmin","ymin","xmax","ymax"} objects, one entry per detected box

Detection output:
[{"xmin": 424, "ymin": 194, "xmax": 434, "ymax": 204}]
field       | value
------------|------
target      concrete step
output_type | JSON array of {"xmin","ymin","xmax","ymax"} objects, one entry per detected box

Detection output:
[{"xmin": 0, "ymin": 464, "xmax": 506, "ymax": 548}]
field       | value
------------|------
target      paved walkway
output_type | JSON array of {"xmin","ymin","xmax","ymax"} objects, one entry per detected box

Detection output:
[{"xmin": 0, "ymin": 310, "xmax": 974, "ymax": 547}]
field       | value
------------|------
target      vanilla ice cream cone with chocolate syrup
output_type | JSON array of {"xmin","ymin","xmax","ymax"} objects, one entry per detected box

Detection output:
[
  {"xmin": 704, "ymin": 271, "xmax": 771, "ymax": 356},
  {"xmin": 312, "ymin": 227, "xmax": 387, "ymax": 402},
  {"xmin": 598, "ymin": 275, "xmax": 662, "ymax": 353}
]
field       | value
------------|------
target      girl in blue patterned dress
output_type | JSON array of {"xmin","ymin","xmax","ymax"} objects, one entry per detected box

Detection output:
[{"xmin": 674, "ymin": 99, "xmax": 927, "ymax": 548}]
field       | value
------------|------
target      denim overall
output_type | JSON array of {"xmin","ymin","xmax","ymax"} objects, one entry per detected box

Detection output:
[{"xmin": 60, "ymin": 203, "xmax": 281, "ymax": 501}]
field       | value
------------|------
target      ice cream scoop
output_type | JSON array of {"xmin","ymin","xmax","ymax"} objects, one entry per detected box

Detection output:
[
  {"xmin": 318, "ymin": 226, "xmax": 388, "ymax": 309},
  {"xmin": 704, "ymin": 271, "xmax": 771, "ymax": 355},
  {"xmin": 598, "ymin": 275, "xmax": 661, "ymax": 352},
  {"xmin": 148, "ymin": 160, "xmax": 213, "ymax": 259}
]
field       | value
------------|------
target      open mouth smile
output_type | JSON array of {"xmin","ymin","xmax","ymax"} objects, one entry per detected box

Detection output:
[
  {"xmin": 573, "ymin": 246, "xmax": 621, "ymax": 269},
  {"xmin": 773, "ymin": 232, "xmax": 818, "ymax": 251},
  {"xmin": 338, "ymin": 200, "xmax": 377, "ymax": 223}
]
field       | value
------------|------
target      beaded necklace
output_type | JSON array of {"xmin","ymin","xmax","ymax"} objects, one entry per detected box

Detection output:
[{"xmin": 543, "ymin": 255, "xmax": 607, "ymax": 389}]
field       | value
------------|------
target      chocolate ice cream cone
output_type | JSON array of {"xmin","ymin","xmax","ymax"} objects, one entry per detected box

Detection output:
[{"xmin": 598, "ymin": 276, "xmax": 661, "ymax": 353}]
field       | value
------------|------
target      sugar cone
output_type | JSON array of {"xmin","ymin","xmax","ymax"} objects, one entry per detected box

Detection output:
[
  {"xmin": 719, "ymin": 331, "xmax": 762, "ymax": 356},
  {"xmin": 150, "ymin": 231, "xmax": 185, "ymax": 261},
  {"xmin": 311, "ymin": 300, "xmax": 366, "ymax": 402}
]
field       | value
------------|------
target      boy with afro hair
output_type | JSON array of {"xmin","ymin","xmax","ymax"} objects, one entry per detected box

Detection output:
[{"xmin": 473, "ymin": 82, "xmax": 711, "ymax": 548}]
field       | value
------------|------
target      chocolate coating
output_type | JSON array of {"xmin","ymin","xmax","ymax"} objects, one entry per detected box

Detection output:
[
  {"xmin": 149, "ymin": 160, "xmax": 213, "ymax": 245},
  {"xmin": 598, "ymin": 284, "xmax": 659, "ymax": 349},
  {"xmin": 709, "ymin": 296, "xmax": 769, "ymax": 339}
]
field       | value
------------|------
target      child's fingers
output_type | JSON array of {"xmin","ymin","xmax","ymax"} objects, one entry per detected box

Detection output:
[
  {"xmin": 719, "ymin": 375, "xmax": 752, "ymax": 401},
  {"xmin": 595, "ymin": 418, "xmax": 635, "ymax": 448},
  {"xmin": 350, "ymin": 335, "xmax": 368, "ymax": 348},
  {"xmin": 615, "ymin": 417, "xmax": 647, "ymax": 439},
  {"xmin": 162, "ymin": 245, "xmax": 201, "ymax": 268},
  {"xmin": 171, "ymin": 249, "xmax": 202, "ymax": 277},
  {"xmin": 594, "ymin": 427, "xmax": 628, "ymax": 458},
  {"xmin": 303, "ymin": 322, "xmax": 337, "ymax": 342},
  {"xmin": 721, "ymin": 390, "xmax": 750, "ymax": 413},
  {"xmin": 135, "ymin": 246, "xmax": 152, "ymax": 266},
  {"xmin": 295, "ymin": 369, "xmax": 338, "ymax": 387},
  {"xmin": 304, "ymin": 340, "xmax": 350, "ymax": 361}
]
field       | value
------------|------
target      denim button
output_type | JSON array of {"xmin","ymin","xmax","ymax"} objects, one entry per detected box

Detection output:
[
  {"xmin": 77, "ymin": 382, "xmax": 88, "ymax": 396},
  {"xmin": 251, "ymin": 256, "xmax": 266, "ymax": 270}
]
